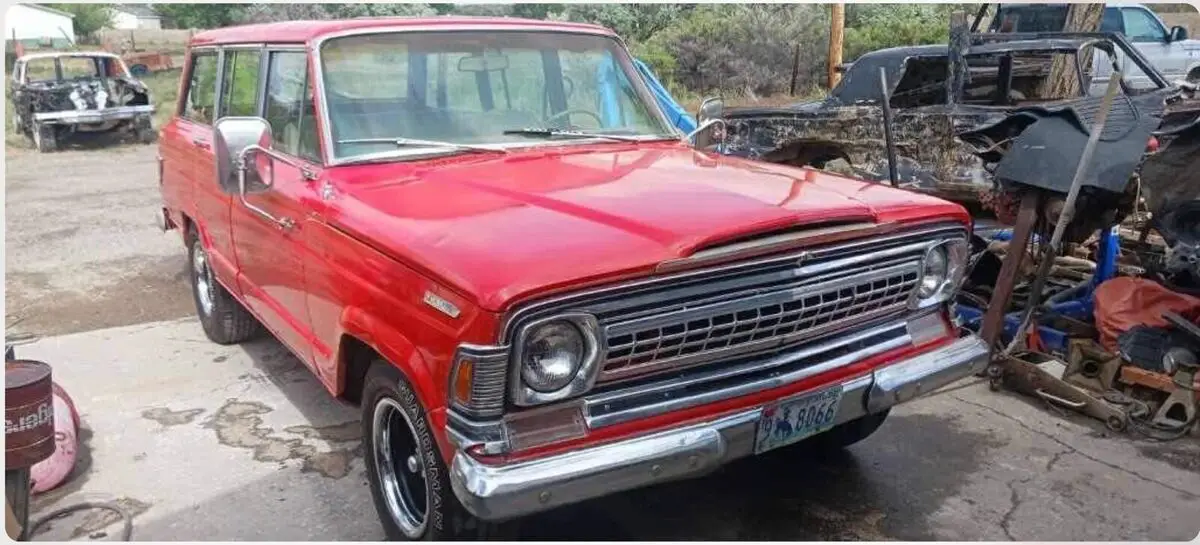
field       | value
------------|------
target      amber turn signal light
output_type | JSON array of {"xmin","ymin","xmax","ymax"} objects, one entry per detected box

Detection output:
[{"xmin": 452, "ymin": 359, "xmax": 474, "ymax": 406}]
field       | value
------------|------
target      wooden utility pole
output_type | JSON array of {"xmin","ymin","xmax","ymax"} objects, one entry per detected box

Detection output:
[
  {"xmin": 947, "ymin": 11, "xmax": 970, "ymax": 105},
  {"xmin": 1037, "ymin": 3, "xmax": 1105, "ymax": 98},
  {"xmin": 828, "ymin": 3, "xmax": 845, "ymax": 90}
]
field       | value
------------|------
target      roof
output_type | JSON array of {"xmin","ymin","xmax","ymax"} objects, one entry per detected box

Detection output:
[
  {"xmin": 189, "ymin": 16, "xmax": 616, "ymax": 46},
  {"xmin": 18, "ymin": 4, "xmax": 75, "ymax": 18},
  {"xmin": 111, "ymin": 4, "xmax": 160, "ymax": 18},
  {"xmin": 17, "ymin": 51, "xmax": 121, "ymax": 62}
]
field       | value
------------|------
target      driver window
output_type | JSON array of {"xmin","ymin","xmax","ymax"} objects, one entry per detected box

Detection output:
[
  {"xmin": 263, "ymin": 51, "xmax": 320, "ymax": 162},
  {"xmin": 1121, "ymin": 8, "xmax": 1166, "ymax": 42}
]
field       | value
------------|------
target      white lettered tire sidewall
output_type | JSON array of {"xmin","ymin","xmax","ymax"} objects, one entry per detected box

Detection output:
[{"xmin": 361, "ymin": 362, "xmax": 512, "ymax": 541}]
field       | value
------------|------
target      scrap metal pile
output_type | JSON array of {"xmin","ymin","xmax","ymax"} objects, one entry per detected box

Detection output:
[{"xmin": 716, "ymin": 27, "xmax": 1200, "ymax": 439}]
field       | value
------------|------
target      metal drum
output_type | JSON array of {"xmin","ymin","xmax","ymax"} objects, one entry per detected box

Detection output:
[{"xmin": 6, "ymin": 359, "xmax": 55, "ymax": 541}]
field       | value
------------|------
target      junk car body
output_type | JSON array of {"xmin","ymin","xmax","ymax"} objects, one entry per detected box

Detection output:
[
  {"xmin": 9, "ymin": 51, "xmax": 156, "ymax": 152},
  {"xmin": 718, "ymin": 31, "xmax": 1195, "ymax": 242}
]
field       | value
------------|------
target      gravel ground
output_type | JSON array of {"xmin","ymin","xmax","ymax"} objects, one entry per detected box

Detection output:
[{"xmin": 5, "ymin": 144, "xmax": 1200, "ymax": 541}]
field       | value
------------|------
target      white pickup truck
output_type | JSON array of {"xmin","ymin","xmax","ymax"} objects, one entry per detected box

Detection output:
[{"xmin": 987, "ymin": 3, "xmax": 1200, "ymax": 86}]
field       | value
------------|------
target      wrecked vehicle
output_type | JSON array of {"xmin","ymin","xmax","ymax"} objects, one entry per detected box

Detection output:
[
  {"xmin": 9, "ymin": 51, "xmax": 156, "ymax": 152},
  {"xmin": 159, "ymin": 17, "xmax": 988, "ymax": 540},
  {"xmin": 718, "ymin": 31, "xmax": 1195, "ymax": 243}
]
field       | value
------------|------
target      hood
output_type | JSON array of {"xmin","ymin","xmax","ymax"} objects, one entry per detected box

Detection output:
[{"xmin": 324, "ymin": 142, "xmax": 969, "ymax": 311}]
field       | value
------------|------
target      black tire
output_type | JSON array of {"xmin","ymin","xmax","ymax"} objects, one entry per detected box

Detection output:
[
  {"xmin": 362, "ymin": 362, "xmax": 516, "ymax": 541},
  {"xmin": 133, "ymin": 117, "xmax": 155, "ymax": 144},
  {"xmin": 186, "ymin": 226, "xmax": 261, "ymax": 345},
  {"xmin": 1188, "ymin": 68, "xmax": 1200, "ymax": 84},
  {"xmin": 806, "ymin": 409, "xmax": 890, "ymax": 451},
  {"xmin": 33, "ymin": 123, "xmax": 57, "ymax": 153}
]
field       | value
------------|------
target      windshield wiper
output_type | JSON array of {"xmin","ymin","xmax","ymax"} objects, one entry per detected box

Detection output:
[
  {"xmin": 337, "ymin": 137, "xmax": 508, "ymax": 155},
  {"xmin": 501, "ymin": 128, "xmax": 671, "ymax": 142}
]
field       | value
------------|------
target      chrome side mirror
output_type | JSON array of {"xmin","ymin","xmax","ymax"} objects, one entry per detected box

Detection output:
[
  {"xmin": 214, "ymin": 116, "xmax": 274, "ymax": 193},
  {"xmin": 1169, "ymin": 25, "xmax": 1188, "ymax": 43},
  {"xmin": 696, "ymin": 96, "xmax": 724, "ymax": 123},
  {"xmin": 686, "ymin": 118, "xmax": 727, "ymax": 151},
  {"xmin": 213, "ymin": 117, "xmax": 295, "ymax": 230}
]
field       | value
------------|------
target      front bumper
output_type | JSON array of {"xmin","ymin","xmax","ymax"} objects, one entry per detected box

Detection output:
[
  {"xmin": 34, "ymin": 105, "xmax": 154, "ymax": 125},
  {"xmin": 449, "ymin": 333, "xmax": 989, "ymax": 521}
]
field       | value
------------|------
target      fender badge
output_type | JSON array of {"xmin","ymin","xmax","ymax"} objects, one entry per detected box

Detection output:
[{"xmin": 423, "ymin": 291, "xmax": 461, "ymax": 318}]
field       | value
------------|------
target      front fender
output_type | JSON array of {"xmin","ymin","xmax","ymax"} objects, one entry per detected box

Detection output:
[{"xmin": 335, "ymin": 306, "xmax": 443, "ymax": 416}]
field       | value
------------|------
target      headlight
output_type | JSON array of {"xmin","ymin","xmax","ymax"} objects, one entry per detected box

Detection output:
[
  {"xmin": 918, "ymin": 246, "xmax": 949, "ymax": 298},
  {"xmin": 512, "ymin": 314, "xmax": 602, "ymax": 405},
  {"xmin": 912, "ymin": 239, "xmax": 968, "ymax": 309},
  {"xmin": 520, "ymin": 321, "xmax": 584, "ymax": 392}
]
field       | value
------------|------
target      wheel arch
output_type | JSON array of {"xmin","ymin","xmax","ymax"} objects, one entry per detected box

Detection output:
[{"xmin": 333, "ymin": 308, "xmax": 442, "ymax": 416}]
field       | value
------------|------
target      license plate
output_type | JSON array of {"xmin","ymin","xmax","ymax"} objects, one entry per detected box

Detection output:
[{"xmin": 754, "ymin": 385, "xmax": 845, "ymax": 454}]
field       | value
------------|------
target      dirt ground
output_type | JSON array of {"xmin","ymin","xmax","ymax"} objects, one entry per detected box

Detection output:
[{"xmin": 5, "ymin": 144, "xmax": 1200, "ymax": 541}]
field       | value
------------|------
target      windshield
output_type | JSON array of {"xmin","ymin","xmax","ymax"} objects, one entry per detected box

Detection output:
[
  {"xmin": 318, "ymin": 30, "xmax": 674, "ymax": 161},
  {"xmin": 24, "ymin": 55, "xmax": 127, "ymax": 83}
]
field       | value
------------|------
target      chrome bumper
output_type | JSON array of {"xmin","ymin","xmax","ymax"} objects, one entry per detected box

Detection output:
[
  {"xmin": 449, "ymin": 334, "xmax": 989, "ymax": 521},
  {"xmin": 34, "ymin": 105, "xmax": 154, "ymax": 124}
]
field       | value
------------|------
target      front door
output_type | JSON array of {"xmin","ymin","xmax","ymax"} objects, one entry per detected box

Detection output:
[{"xmin": 229, "ymin": 48, "xmax": 323, "ymax": 367}]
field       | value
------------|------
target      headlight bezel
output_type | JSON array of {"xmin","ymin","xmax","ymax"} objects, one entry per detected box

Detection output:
[
  {"xmin": 910, "ymin": 238, "xmax": 969, "ymax": 310},
  {"xmin": 509, "ymin": 312, "xmax": 604, "ymax": 406}
]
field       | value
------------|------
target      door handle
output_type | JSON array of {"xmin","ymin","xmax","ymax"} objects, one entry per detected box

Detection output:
[{"xmin": 192, "ymin": 138, "xmax": 210, "ymax": 150}]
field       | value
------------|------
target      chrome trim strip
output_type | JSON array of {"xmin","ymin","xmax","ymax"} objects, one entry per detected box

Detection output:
[
  {"xmin": 449, "ymin": 332, "xmax": 990, "ymax": 521},
  {"xmin": 584, "ymin": 321, "xmax": 912, "ymax": 429},
  {"xmin": 35, "ymin": 104, "xmax": 155, "ymax": 123}
]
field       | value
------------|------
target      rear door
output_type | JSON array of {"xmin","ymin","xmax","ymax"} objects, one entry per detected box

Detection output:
[
  {"xmin": 177, "ymin": 48, "xmax": 245, "ymax": 292},
  {"xmin": 229, "ymin": 47, "xmax": 323, "ymax": 368}
]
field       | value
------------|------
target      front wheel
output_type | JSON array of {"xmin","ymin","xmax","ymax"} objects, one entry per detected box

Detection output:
[
  {"xmin": 33, "ymin": 123, "xmax": 57, "ymax": 153},
  {"xmin": 362, "ymin": 362, "xmax": 515, "ymax": 541},
  {"xmin": 186, "ymin": 226, "xmax": 261, "ymax": 344}
]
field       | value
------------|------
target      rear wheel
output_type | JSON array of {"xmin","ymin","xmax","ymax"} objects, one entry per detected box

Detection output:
[
  {"xmin": 1188, "ymin": 67, "xmax": 1200, "ymax": 84},
  {"xmin": 186, "ymin": 226, "xmax": 260, "ymax": 344},
  {"xmin": 362, "ymin": 362, "xmax": 515, "ymax": 541}
]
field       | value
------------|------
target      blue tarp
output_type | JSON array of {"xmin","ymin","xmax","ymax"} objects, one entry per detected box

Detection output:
[{"xmin": 634, "ymin": 58, "xmax": 696, "ymax": 134}]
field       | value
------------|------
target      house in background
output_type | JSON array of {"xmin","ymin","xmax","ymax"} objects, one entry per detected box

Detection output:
[
  {"xmin": 3, "ymin": 3, "xmax": 76, "ymax": 48},
  {"xmin": 109, "ymin": 4, "xmax": 161, "ymax": 30}
]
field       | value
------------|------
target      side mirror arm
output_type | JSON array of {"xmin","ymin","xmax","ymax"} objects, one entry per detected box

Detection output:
[{"xmin": 236, "ymin": 145, "xmax": 296, "ymax": 230}]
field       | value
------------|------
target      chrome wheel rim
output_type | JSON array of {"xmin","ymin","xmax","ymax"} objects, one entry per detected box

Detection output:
[
  {"xmin": 373, "ymin": 397, "xmax": 429, "ymax": 538},
  {"xmin": 192, "ymin": 241, "xmax": 215, "ymax": 316}
]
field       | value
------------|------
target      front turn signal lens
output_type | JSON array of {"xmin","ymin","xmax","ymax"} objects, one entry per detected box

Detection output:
[{"xmin": 452, "ymin": 359, "xmax": 474, "ymax": 406}]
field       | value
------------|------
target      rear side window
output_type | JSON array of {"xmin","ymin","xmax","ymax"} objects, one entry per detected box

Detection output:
[
  {"xmin": 263, "ymin": 51, "xmax": 321, "ymax": 162},
  {"xmin": 182, "ymin": 52, "xmax": 219, "ymax": 124},
  {"xmin": 219, "ymin": 49, "xmax": 262, "ymax": 118}
]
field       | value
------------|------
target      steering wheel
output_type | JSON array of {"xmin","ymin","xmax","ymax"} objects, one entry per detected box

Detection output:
[{"xmin": 543, "ymin": 108, "xmax": 603, "ymax": 128}]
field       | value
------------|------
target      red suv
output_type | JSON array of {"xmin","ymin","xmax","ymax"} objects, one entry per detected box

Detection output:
[{"xmin": 157, "ymin": 17, "xmax": 989, "ymax": 540}]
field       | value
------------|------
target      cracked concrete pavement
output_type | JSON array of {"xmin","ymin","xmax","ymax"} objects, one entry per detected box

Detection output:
[{"xmin": 7, "ymin": 143, "xmax": 1200, "ymax": 541}]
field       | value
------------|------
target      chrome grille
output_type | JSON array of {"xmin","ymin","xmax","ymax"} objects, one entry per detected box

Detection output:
[{"xmin": 601, "ymin": 256, "xmax": 921, "ymax": 380}]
